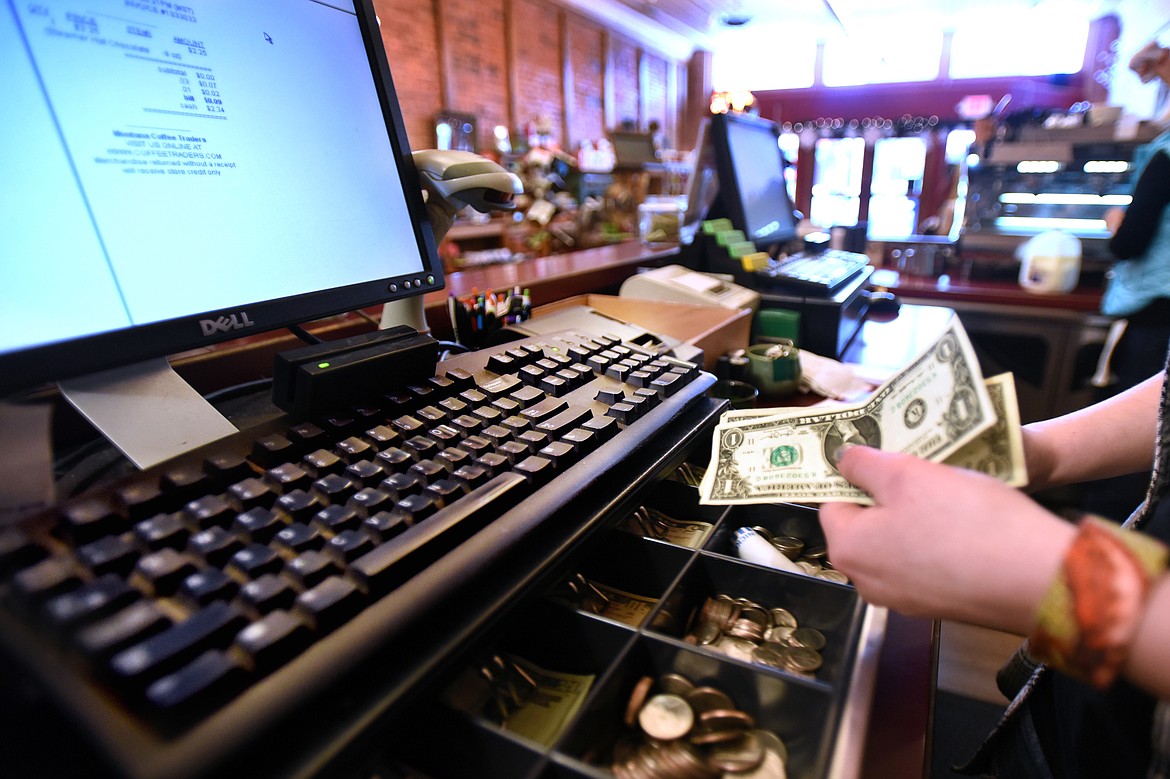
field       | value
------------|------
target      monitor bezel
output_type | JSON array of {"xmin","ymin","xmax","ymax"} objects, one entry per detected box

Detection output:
[
  {"xmin": 708, "ymin": 111, "xmax": 799, "ymax": 250},
  {"xmin": 0, "ymin": 0, "xmax": 443, "ymax": 398},
  {"xmin": 609, "ymin": 130, "xmax": 660, "ymax": 168}
]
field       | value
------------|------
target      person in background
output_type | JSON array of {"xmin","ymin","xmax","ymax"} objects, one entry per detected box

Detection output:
[
  {"xmin": 1087, "ymin": 38, "xmax": 1170, "ymax": 521},
  {"xmin": 1100, "ymin": 40, "xmax": 1170, "ymax": 396}
]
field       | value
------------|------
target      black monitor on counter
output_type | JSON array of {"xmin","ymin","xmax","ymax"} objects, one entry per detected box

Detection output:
[
  {"xmin": 0, "ymin": 0, "xmax": 443, "ymax": 398},
  {"xmin": 706, "ymin": 111, "xmax": 800, "ymax": 253}
]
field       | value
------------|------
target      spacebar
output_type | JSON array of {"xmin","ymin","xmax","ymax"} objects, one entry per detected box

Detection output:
[{"xmin": 350, "ymin": 472, "xmax": 530, "ymax": 596}]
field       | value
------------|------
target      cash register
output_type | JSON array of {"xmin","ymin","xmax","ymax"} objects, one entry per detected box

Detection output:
[{"xmin": 679, "ymin": 112, "xmax": 874, "ymax": 358}]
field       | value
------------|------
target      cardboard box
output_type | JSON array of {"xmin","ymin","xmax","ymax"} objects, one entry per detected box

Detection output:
[{"xmin": 532, "ymin": 294, "xmax": 751, "ymax": 372}]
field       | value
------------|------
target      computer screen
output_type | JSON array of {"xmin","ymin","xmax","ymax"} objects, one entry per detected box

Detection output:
[
  {"xmin": 610, "ymin": 131, "xmax": 659, "ymax": 168},
  {"xmin": 709, "ymin": 111, "xmax": 799, "ymax": 250},
  {"xmin": 0, "ymin": 0, "xmax": 442, "ymax": 396}
]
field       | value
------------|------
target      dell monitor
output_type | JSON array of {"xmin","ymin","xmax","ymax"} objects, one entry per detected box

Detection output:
[
  {"xmin": 707, "ymin": 111, "xmax": 800, "ymax": 253},
  {"xmin": 1, "ymin": 0, "xmax": 443, "ymax": 398}
]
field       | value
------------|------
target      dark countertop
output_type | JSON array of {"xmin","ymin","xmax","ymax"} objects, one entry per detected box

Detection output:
[{"xmin": 874, "ymin": 270, "xmax": 1105, "ymax": 313}]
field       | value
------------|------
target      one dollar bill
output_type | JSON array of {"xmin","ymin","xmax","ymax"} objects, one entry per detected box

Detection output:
[{"xmin": 699, "ymin": 314, "xmax": 998, "ymax": 505}]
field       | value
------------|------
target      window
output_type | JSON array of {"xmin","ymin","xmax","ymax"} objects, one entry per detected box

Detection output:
[
  {"xmin": 810, "ymin": 137, "xmax": 865, "ymax": 228},
  {"xmin": 868, "ymin": 137, "xmax": 927, "ymax": 239},
  {"xmin": 711, "ymin": 28, "xmax": 817, "ymax": 91},
  {"xmin": 950, "ymin": 11, "xmax": 1088, "ymax": 78},
  {"xmin": 821, "ymin": 27, "xmax": 943, "ymax": 86}
]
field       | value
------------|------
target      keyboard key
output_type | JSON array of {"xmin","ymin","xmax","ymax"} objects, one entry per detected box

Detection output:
[
  {"xmin": 179, "ymin": 569, "xmax": 239, "ymax": 607},
  {"xmin": 77, "ymin": 534, "xmax": 140, "ymax": 577},
  {"xmin": 109, "ymin": 602, "xmax": 249, "ymax": 689},
  {"xmin": 228, "ymin": 544, "xmax": 283, "ymax": 580},
  {"xmin": 312, "ymin": 504, "xmax": 362, "ymax": 534},
  {"xmin": 239, "ymin": 574, "xmax": 296, "ymax": 614},
  {"xmin": 136, "ymin": 548, "xmax": 198, "ymax": 596},
  {"xmin": 295, "ymin": 576, "xmax": 365, "ymax": 633},
  {"xmin": 234, "ymin": 506, "xmax": 287, "ymax": 543},
  {"xmin": 286, "ymin": 550, "xmax": 340, "ymax": 589},
  {"xmin": 0, "ymin": 529, "xmax": 47, "ymax": 575},
  {"xmin": 350, "ymin": 472, "xmax": 530, "ymax": 596},
  {"xmin": 234, "ymin": 610, "xmax": 313, "ymax": 673},
  {"xmin": 183, "ymin": 494, "xmax": 235, "ymax": 530},
  {"xmin": 44, "ymin": 574, "xmax": 140, "ymax": 632},
  {"xmin": 76, "ymin": 601, "xmax": 172, "ymax": 663},
  {"xmin": 134, "ymin": 512, "xmax": 190, "ymax": 551},
  {"xmin": 273, "ymin": 523, "xmax": 324, "ymax": 555},
  {"xmin": 145, "ymin": 649, "xmax": 248, "ymax": 716},
  {"xmin": 326, "ymin": 529, "xmax": 374, "ymax": 564},
  {"xmin": 189, "ymin": 527, "xmax": 245, "ymax": 568}
]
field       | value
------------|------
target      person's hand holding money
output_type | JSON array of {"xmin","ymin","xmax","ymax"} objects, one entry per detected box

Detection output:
[{"xmin": 818, "ymin": 446, "xmax": 1075, "ymax": 634}]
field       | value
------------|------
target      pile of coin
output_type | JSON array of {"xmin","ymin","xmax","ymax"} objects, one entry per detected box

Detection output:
[
  {"xmin": 612, "ymin": 673, "xmax": 788, "ymax": 779},
  {"xmin": 685, "ymin": 594, "xmax": 826, "ymax": 678},
  {"xmin": 742, "ymin": 525, "xmax": 849, "ymax": 584}
]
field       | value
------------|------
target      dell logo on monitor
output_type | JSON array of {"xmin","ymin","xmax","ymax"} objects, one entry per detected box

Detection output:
[{"xmin": 199, "ymin": 312, "xmax": 256, "ymax": 336}]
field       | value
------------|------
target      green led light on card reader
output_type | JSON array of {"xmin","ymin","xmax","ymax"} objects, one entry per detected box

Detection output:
[{"xmin": 318, "ymin": 362, "xmax": 330, "ymax": 369}]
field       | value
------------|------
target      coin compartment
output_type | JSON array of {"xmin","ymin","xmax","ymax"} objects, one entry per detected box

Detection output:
[
  {"xmin": 703, "ymin": 502, "xmax": 833, "ymax": 566},
  {"xmin": 391, "ymin": 600, "xmax": 635, "ymax": 776},
  {"xmin": 553, "ymin": 633, "xmax": 838, "ymax": 779},
  {"xmin": 550, "ymin": 529, "xmax": 694, "ymax": 630},
  {"xmin": 387, "ymin": 697, "xmax": 547, "ymax": 779},
  {"xmin": 648, "ymin": 553, "xmax": 862, "ymax": 687},
  {"xmin": 638, "ymin": 475, "xmax": 724, "ymax": 522}
]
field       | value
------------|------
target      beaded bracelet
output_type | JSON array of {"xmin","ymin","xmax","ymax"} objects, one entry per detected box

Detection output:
[{"xmin": 1029, "ymin": 515, "xmax": 1169, "ymax": 689}]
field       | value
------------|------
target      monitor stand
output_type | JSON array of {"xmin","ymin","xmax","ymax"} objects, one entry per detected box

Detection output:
[{"xmin": 59, "ymin": 358, "xmax": 239, "ymax": 470}]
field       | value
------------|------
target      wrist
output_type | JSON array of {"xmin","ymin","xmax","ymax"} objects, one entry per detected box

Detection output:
[{"xmin": 1028, "ymin": 515, "xmax": 1169, "ymax": 688}]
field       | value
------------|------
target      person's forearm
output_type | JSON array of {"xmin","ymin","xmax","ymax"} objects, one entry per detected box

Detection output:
[{"xmin": 1023, "ymin": 374, "xmax": 1162, "ymax": 491}]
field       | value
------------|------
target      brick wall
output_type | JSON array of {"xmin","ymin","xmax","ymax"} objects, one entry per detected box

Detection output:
[
  {"xmin": 372, "ymin": 0, "xmax": 687, "ymax": 153},
  {"xmin": 372, "ymin": 0, "xmax": 443, "ymax": 151}
]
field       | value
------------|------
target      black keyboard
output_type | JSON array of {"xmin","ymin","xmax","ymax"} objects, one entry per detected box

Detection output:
[
  {"xmin": 0, "ymin": 331, "xmax": 716, "ymax": 779},
  {"xmin": 755, "ymin": 249, "xmax": 872, "ymax": 294}
]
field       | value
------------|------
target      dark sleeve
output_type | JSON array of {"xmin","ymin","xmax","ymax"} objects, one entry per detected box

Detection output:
[{"xmin": 1110, "ymin": 150, "xmax": 1170, "ymax": 260}]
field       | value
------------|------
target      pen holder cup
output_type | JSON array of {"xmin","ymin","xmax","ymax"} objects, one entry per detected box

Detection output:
[
  {"xmin": 746, "ymin": 341, "xmax": 802, "ymax": 399},
  {"xmin": 707, "ymin": 379, "xmax": 759, "ymax": 410}
]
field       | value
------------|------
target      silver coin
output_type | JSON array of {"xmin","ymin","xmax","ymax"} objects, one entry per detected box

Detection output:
[
  {"xmin": 695, "ymin": 621, "xmax": 722, "ymax": 646},
  {"xmin": 716, "ymin": 634, "xmax": 758, "ymax": 663},
  {"xmin": 657, "ymin": 672, "xmax": 695, "ymax": 698},
  {"xmin": 737, "ymin": 605, "xmax": 771, "ymax": 629},
  {"xmin": 818, "ymin": 569, "xmax": 850, "ymax": 584},
  {"xmin": 752, "ymin": 729, "xmax": 789, "ymax": 762},
  {"xmin": 765, "ymin": 626, "xmax": 796, "ymax": 643},
  {"xmin": 638, "ymin": 693, "xmax": 695, "ymax": 740},
  {"xmin": 706, "ymin": 730, "xmax": 765, "ymax": 773},
  {"xmin": 769, "ymin": 607, "xmax": 798, "ymax": 629},
  {"xmin": 750, "ymin": 525, "xmax": 775, "ymax": 542},
  {"xmin": 784, "ymin": 646, "xmax": 824, "ymax": 673},
  {"xmin": 803, "ymin": 544, "xmax": 828, "ymax": 560},
  {"xmin": 687, "ymin": 685, "xmax": 735, "ymax": 714},
  {"xmin": 699, "ymin": 707, "xmax": 755, "ymax": 731},
  {"xmin": 727, "ymin": 618, "xmax": 766, "ymax": 642},
  {"xmin": 724, "ymin": 744, "xmax": 788, "ymax": 778},
  {"xmin": 752, "ymin": 643, "xmax": 790, "ymax": 670},
  {"xmin": 789, "ymin": 627, "xmax": 826, "ymax": 650},
  {"xmin": 771, "ymin": 535, "xmax": 805, "ymax": 560}
]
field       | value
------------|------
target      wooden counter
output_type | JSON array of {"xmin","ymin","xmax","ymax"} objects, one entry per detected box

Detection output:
[
  {"xmin": 875, "ymin": 270, "xmax": 1104, "ymax": 313},
  {"xmin": 422, "ymin": 241, "xmax": 678, "ymax": 337}
]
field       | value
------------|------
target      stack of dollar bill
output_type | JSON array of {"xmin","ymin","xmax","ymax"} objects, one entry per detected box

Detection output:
[{"xmin": 699, "ymin": 314, "xmax": 1027, "ymax": 505}]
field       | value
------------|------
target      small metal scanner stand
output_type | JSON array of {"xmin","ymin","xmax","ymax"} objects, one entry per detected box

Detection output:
[{"xmin": 59, "ymin": 358, "xmax": 238, "ymax": 470}]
